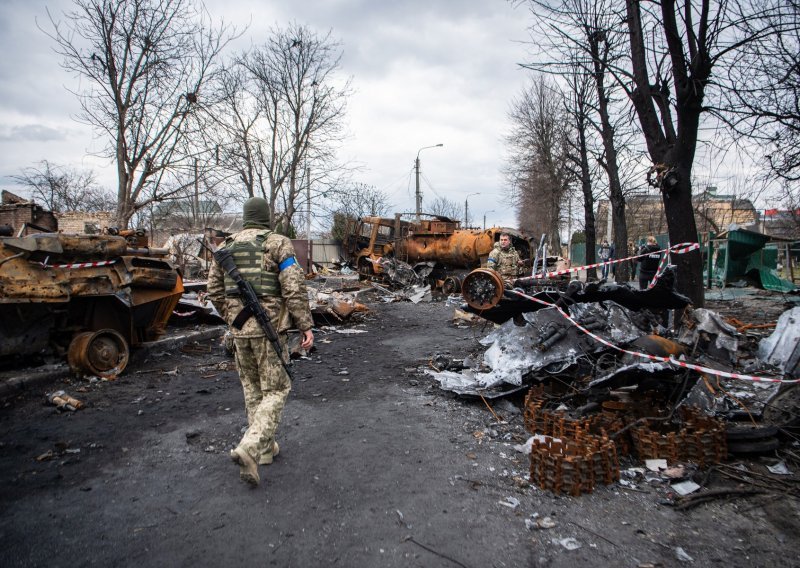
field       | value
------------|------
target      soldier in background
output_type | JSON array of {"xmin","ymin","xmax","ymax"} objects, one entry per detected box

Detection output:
[
  {"xmin": 487, "ymin": 232, "xmax": 525, "ymax": 286},
  {"xmin": 207, "ymin": 197, "xmax": 314, "ymax": 487}
]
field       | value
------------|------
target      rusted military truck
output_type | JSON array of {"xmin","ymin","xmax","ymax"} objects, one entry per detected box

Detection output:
[
  {"xmin": 0, "ymin": 231, "xmax": 184, "ymax": 377},
  {"xmin": 341, "ymin": 214, "xmax": 532, "ymax": 291}
]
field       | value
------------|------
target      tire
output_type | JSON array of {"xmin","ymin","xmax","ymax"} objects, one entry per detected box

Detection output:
[
  {"xmin": 763, "ymin": 385, "xmax": 800, "ymax": 434},
  {"xmin": 726, "ymin": 424, "xmax": 779, "ymax": 441},
  {"xmin": 727, "ymin": 437, "xmax": 780, "ymax": 454}
]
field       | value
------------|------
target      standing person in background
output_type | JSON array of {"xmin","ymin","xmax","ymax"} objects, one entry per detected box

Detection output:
[
  {"xmin": 207, "ymin": 197, "xmax": 314, "ymax": 487},
  {"xmin": 598, "ymin": 240, "xmax": 612, "ymax": 279},
  {"xmin": 627, "ymin": 241, "xmax": 637, "ymax": 281},
  {"xmin": 637, "ymin": 236, "xmax": 662, "ymax": 290},
  {"xmin": 487, "ymin": 232, "xmax": 525, "ymax": 286}
]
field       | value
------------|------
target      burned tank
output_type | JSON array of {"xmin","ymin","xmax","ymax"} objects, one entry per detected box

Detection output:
[
  {"xmin": 342, "ymin": 214, "xmax": 532, "ymax": 291},
  {"xmin": 0, "ymin": 231, "xmax": 184, "ymax": 377}
]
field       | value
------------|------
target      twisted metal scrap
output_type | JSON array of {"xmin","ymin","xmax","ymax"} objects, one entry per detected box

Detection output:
[
  {"xmin": 631, "ymin": 407, "xmax": 727, "ymax": 467},
  {"xmin": 524, "ymin": 387, "xmax": 726, "ymax": 495},
  {"xmin": 529, "ymin": 433, "xmax": 620, "ymax": 497}
]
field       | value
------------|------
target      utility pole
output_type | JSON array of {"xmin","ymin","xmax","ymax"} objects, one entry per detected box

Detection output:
[
  {"xmin": 483, "ymin": 210, "xmax": 494, "ymax": 230},
  {"xmin": 306, "ymin": 165, "xmax": 311, "ymax": 273},
  {"xmin": 567, "ymin": 193, "xmax": 572, "ymax": 261},
  {"xmin": 193, "ymin": 158, "xmax": 199, "ymax": 230},
  {"xmin": 415, "ymin": 156, "xmax": 421, "ymax": 223},
  {"xmin": 415, "ymin": 144, "xmax": 443, "ymax": 223},
  {"xmin": 465, "ymin": 192, "xmax": 480, "ymax": 228}
]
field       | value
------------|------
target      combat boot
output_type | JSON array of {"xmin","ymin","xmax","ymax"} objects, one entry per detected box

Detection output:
[
  {"xmin": 230, "ymin": 447, "xmax": 260, "ymax": 486},
  {"xmin": 259, "ymin": 440, "xmax": 280, "ymax": 465}
]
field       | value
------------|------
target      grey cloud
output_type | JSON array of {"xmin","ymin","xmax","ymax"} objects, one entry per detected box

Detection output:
[{"xmin": 0, "ymin": 124, "xmax": 66, "ymax": 142}]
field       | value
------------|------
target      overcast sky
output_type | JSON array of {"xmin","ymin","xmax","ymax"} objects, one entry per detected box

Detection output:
[{"xmin": 0, "ymin": 0, "xmax": 535, "ymax": 231}]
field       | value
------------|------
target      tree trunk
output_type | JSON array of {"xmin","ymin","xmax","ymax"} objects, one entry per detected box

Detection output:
[
  {"xmin": 590, "ymin": 32, "xmax": 628, "ymax": 282},
  {"xmin": 624, "ymin": 0, "xmax": 705, "ymax": 307},
  {"xmin": 578, "ymin": 124, "xmax": 598, "ymax": 280},
  {"xmin": 662, "ymin": 158, "xmax": 704, "ymax": 304}
]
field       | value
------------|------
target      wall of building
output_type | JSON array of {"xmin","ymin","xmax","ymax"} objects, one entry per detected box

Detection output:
[
  {"xmin": 0, "ymin": 203, "xmax": 58, "ymax": 235},
  {"xmin": 596, "ymin": 194, "xmax": 759, "ymax": 244},
  {"xmin": 56, "ymin": 211, "xmax": 115, "ymax": 234}
]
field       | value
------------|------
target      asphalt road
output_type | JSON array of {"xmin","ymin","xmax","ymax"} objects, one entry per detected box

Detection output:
[{"xmin": 1, "ymin": 298, "xmax": 799, "ymax": 567}]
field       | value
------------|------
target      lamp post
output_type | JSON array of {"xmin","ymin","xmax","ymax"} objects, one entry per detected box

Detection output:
[
  {"xmin": 483, "ymin": 209, "xmax": 495, "ymax": 230},
  {"xmin": 415, "ymin": 144, "xmax": 443, "ymax": 223},
  {"xmin": 464, "ymin": 192, "xmax": 480, "ymax": 228}
]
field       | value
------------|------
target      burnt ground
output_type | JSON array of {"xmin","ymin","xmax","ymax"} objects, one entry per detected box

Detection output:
[{"xmin": 1, "ymin": 293, "xmax": 800, "ymax": 568}]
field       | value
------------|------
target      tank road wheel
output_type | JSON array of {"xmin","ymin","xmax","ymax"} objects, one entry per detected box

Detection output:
[
  {"xmin": 68, "ymin": 329, "xmax": 130, "ymax": 379},
  {"xmin": 442, "ymin": 276, "xmax": 462, "ymax": 295},
  {"xmin": 461, "ymin": 268, "xmax": 505, "ymax": 310}
]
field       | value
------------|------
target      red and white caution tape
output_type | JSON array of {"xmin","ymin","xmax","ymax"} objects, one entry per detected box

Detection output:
[
  {"xmin": 530, "ymin": 242, "xmax": 701, "ymax": 280},
  {"xmin": 646, "ymin": 242, "xmax": 700, "ymax": 289},
  {"xmin": 646, "ymin": 252, "xmax": 671, "ymax": 290},
  {"xmin": 507, "ymin": 288, "xmax": 796, "ymax": 384}
]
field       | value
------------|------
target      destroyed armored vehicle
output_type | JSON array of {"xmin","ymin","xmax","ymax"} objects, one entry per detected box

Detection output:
[
  {"xmin": 342, "ymin": 214, "xmax": 552, "ymax": 291},
  {"xmin": 0, "ymin": 231, "xmax": 184, "ymax": 377},
  {"xmin": 461, "ymin": 265, "xmax": 691, "ymax": 324}
]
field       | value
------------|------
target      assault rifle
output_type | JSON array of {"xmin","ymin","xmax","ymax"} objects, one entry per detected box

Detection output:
[{"xmin": 199, "ymin": 239, "xmax": 293, "ymax": 379}]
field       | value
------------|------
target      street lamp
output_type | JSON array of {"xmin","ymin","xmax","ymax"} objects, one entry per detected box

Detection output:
[
  {"xmin": 464, "ymin": 192, "xmax": 480, "ymax": 228},
  {"xmin": 415, "ymin": 144, "xmax": 443, "ymax": 223},
  {"xmin": 483, "ymin": 209, "xmax": 495, "ymax": 230}
]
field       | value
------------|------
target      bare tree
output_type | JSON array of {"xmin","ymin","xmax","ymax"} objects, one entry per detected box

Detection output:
[
  {"xmin": 769, "ymin": 181, "xmax": 800, "ymax": 237},
  {"xmin": 46, "ymin": 0, "xmax": 235, "ymax": 228},
  {"xmin": 563, "ymin": 69, "xmax": 601, "ymax": 277},
  {"xmin": 621, "ymin": 0, "xmax": 743, "ymax": 306},
  {"xmin": 10, "ymin": 160, "xmax": 114, "ymax": 212},
  {"xmin": 514, "ymin": 0, "xmax": 786, "ymax": 303},
  {"xmin": 505, "ymin": 76, "xmax": 575, "ymax": 249},
  {"xmin": 722, "ymin": 0, "xmax": 800, "ymax": 182},
  {"xmin": 151, "ymin": 179, "xmax": 228, "ymax": 232},
  {"xmin": 427, "ymin": 196, "xmax": 463, "ymax": 220},
  {"xmin": 210, "ymin": 23, "xmax": 352, "ymax": 233},
  {"xmin": 327, "ymin": 183, "xmax": 391, "ymax": 220},
  {"xmin": 325, "ymin": 183, "xmax": 391, "ymax": 240},
  {"xmin": 203, "ymin": 60, "xmax": 263, "ymax": 202},
  {"xmin": 516, "ymin": 0, "xmax": 632, "ymax": 280}
]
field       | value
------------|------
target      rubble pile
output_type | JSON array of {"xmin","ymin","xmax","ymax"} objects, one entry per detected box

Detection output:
[
  {"xmin": 425, "ymin": 267, "xmax": 800, "ymax": 496},
  {"xmin": 305, "ymin": 273, "xmax": 372, "ymax": 326},
  {"xmin": 309, "ymin": 289, "xmax": 370, "ymax": 323}
]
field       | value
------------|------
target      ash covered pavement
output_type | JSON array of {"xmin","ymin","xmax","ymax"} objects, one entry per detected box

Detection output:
[{"xmin": 2, "ymin": 296, "xmax": 800, "ymax": 567}]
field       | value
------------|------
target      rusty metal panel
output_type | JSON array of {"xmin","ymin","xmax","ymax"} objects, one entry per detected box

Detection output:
[
  {"xmin": 291, "ymin": 239, "xmax": 310, "ymax": 273},
  {"xmin": 122, "ymin": 257, "xmax": 180, "ymax": 290}
]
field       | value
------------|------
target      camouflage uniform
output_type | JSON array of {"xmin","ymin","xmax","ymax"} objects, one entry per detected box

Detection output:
[
  {"xmin": 207, "ymin": 227, "xmax": 313, "ymax": 471},
  {"xmin": 487, "ymin": 242, "xmax": 521, "ymax": 285}
]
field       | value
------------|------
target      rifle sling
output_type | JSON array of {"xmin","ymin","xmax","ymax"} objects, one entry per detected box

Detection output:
[{"xmin": 232, "ymin": 304, "xmax": 254, "ymax": 330}]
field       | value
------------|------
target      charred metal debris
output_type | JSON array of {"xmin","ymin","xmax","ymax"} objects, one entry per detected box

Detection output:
[
  {"xmin": 0, "ymin": 231, "xmax": 184, "ymax": 378},
  {"xmin": 428, "ymin": 267, "xmax": 800, "ymax": 496}
]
